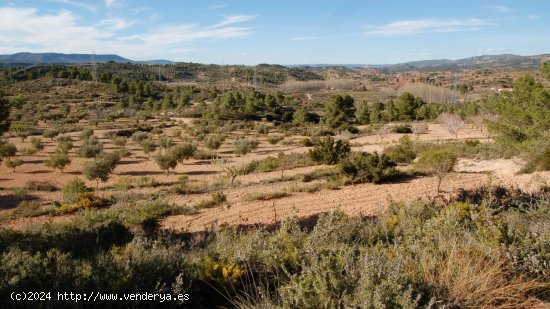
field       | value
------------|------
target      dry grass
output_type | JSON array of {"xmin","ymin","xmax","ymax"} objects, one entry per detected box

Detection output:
[{"xmin": 420, "ymin": 248, "xmax": 546, "ymax": 309}]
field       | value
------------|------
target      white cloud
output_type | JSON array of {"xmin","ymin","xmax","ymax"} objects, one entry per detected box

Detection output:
[
  {"xmin": 479, "ymin": 47, "xmax": 508, "ymax": 53},
  {"xmin": 489, "ymin": 5, "xmax": 513, "ymax": 13},
  {"xmin": 291, "ymin": 36, "xmax": 319, "ymax": 41},
  {"xmin": 52, "ymin": 0, "xmax": 97, "ymax": 12},
  {"xmin": 208, "ymin": 2, "xmax": 228, "ymax": 10},
  {"xmin": 210, "ymin": 15, "xmax": 256, "ymax": 28},
  {"xmin": 104, "ymin": 0, "xmax": 123, "ymax": 8},
  {"xmin": 98, "ymin": 18, "xmax": 137, "ymax": 30},
  {"xmin": 364, "ymin": 18, "xmax": 490, "ymax": 36},
  {"xmin": 0, "ymin": 7, "xmax": 112, "ymax": 53},
  {"xmin": 0, "ymin": 6, "xmax": 255, "ymax": 61}
]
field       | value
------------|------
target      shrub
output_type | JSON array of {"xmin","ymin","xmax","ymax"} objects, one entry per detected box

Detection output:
[
  {"xmin": 416, "ymin": 148, "xmax": 458, "ymax": 193},
  {"xmin": 233, "ymin": 137, "xmax": 259, "ymax": 156},
  {"xmin": 78, "ymin": 136, "xmax": 103, "ymax": 158},
  {"xmin": 112, "ymin": 136, "xmax": 127, "ymax": 147},
  {"xmin": 170, "ymin": 143, "xmax": 197, "ymax": 164},
  {"xmin": 56, "ymin": 136, "xmax": 73, "ymax": 153},
  {"xmin": 255, "ymin": 124, "xmax": 269, "ymax": 135},
  {"xmin": 46, "ymin": 152, "xmax": 71, "ymax": 173},
  {"xmin": 0, "ymin": 143, "xmax": 17, "ymax": 160},
  {"xmin": 267, "ymin": 135, "xmax": 284, "ymax": 145},
  {"xmin": 83, "ymin": 158, "xmax": 115, "ymax": 189},
  {"xmin": 154, "ymin": 152, "xmax": 178, "ymax": 174},
  {"xmin": 391, "ymin": 123, "xmax": 412, "ymax": 134},
  {"xmin": 25, "ymin": 181, "xmax": 58, "ymax": 192},
  {"xmin": 80, "ymin": 128, "xmax": 94, "ymax": 140},
  {"xmin": 384, "ymin": 135, "xmax": 416, "ymax": 164},
  {"xmin": 63, "ymin": 178, "xmax": 90, "ymax": 203},
  {"xmin": 340, "ymin": 152, "xmax": 397, "ymax": 184},
  {"xmin": 42, "ymin": 129, "xmax": 59, "ymax": 140},
  {"xmin": 194, "ymin": 192, "xmax": 227, "ymax": 209},
  {"xmin": 5, "ymin": 158, "xmax": 23, "ymax": 172},
  {"xmin": 131, "ymin": 131, "xmax": 148, "ymax": 143},
  {"xmin": 57, "ymin": 192, "xmax": 107, "ymax": 214},
  {"xmin": 309, "ymin": 137, "xmax": 351, "ymax": 165},
  {"xmin": 522, "ymin": 142, "xmax": 550, "ymax": 173},
  {"xmin": 205, "ymin": 134, "xmax": 225, "ymax": 150},
  {"xmin": 140, "ymin": 139, "xmax": 157, "ymax": 157},
  {"xmin": 30, "ymin": 137, "xmax": 44, "ymax": 151}
]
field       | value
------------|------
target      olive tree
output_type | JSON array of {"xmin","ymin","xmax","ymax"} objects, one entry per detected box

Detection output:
[
  {"xmin": 46, "ymin": 152, "xmax": 71, "ymax": 173},
  {"xmin": 415, "ymin": 148, "xmax": 457, "ymax": 194}
]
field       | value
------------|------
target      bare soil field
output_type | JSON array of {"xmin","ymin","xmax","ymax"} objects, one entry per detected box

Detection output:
[{"xmin": 2, "ymin": 118, "xmax": 547, "ymax": 232}]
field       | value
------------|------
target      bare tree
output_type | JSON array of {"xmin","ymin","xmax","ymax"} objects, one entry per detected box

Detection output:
[
  {"xmin": 377, "ymin": 124, "xmax": 391, "ymax": 142},
  {"xmin": 411, "ymin": 122, "xmax": 429, "ymax": 139},
  {"xmin": 439, "ymin": 112, "xmax": 465, "ymax": 139},
  {"xmin": 213, "ymin": 159, "xmax": 254, "ymax": 186}
]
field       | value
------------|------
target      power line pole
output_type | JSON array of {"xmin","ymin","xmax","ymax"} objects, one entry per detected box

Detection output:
[
  {"xmin": 91, "ymin": 50, "xmax": 98, "ymax": 84},
  {"xmin": 253, "ymin": 65, "xmax": 257, "ymax": 89}
]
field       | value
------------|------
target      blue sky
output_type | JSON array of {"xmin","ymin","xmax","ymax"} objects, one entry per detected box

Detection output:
[{"xmin": 0, "ymin": 0, "xmax": 549, "ymax": 64}]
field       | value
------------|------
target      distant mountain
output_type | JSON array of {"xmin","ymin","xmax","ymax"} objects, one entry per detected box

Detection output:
[
  {"xmin": 291, "ymin": 54, "xmax": 550, "ymax": 72},
  {"xmin": 383, "ymin": 54, "xmax": 550, "ymax": 72},
  {"xmin": 0, "ymin": 52, "xmax": 174, "ymax": 65}
]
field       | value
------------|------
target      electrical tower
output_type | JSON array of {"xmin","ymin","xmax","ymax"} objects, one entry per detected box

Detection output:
[
  {"xmin": 91, "ymin": 50, "xmax": 98, "ymax": 84},
  {"xmin": 253, "ymin": 65, "xmax": 257, "ymax": 88}
]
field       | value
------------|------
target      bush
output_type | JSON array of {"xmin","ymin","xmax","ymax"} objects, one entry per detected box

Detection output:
[
  {"xmin": 205, "ymin": 134, "xmax": 225, "ymax": 150},
  {"xmin": 267, "ymin": 135, "xmax": 284, "ymax": 145},
  {"xmin": 42, "ymin": 129, "xmax": 59, "ymax": 140},
  {"xmin": 0, "ymin": 143, "xmax": 17, "ymax": 160},
  {"xmin": 63, "ymin": 178, "xmax": 90, "ymax": 203},
  {"xmin": 131, "ymin": 131, "xmax": 148, "ymax": 143},
  {"xmin": 416, "ymin": 148, "xmax": 458, "ymax": 193},
  {"xmin": 25, "ymin": 181, "xmax": 58, "ymax": 192},
  {"xmin": 194, "ymin": 192, "xmax": 227, "ymax": 209},
  {"xmin": 154, "ymin": 152, "xmax": 178, "ymax": 174},
  {"xmin": 78, "ymin": 136, "xmax": 103, "ymax": 158},
  {"xmin": 30, "ymin": 137, "xmax": 44, "ymax": 151},
  {"xmin": 384, "ymin": 135, "xmax": 416, "ymax": 164},
  {"xmin": 309, "ymin": 137, "xmax": 351, "ymax": 164},
  {"xmin": 57, "ymin": 192, "xmax": 108, "ymax": 214},
  {"xmin": 341, "ymin": 152, "xmax": 397, "ymax": 183},
  {"xmin": 5, "ymin": 158, "xmax": 23, "ymax": 172},
  {"xmin": 391, "ymin": 123, "xmax": 413, "ymax": 133},
  {"xmin": 233, "ymin": 137, "xmax": 259, "ymax": 156},
  {"xmin": 46, "ymin": 152, "xmax": 71, "ymax": 173},
  {"xmin": 140, "ymin": 139, "xmax": 157, "ymax": 157}
]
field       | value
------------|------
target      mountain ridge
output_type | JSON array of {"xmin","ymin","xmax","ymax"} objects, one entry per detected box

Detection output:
[{"xmin": 0, "ymin": 52, "xmax": 549, "ymax": 71}]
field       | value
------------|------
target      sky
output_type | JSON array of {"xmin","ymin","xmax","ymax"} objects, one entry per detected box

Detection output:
[{"xmin": 0, "ymin": 0, "xmax": 549, "ymax": 65}]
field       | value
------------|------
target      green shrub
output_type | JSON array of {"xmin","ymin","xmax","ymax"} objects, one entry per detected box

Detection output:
[
  {"xmin": 309, "ymin": 137, "xmax": 351, "ymax": 165},
  {"xmin": 5, "ymin": 158, "xmax": 23, "ymax": 172},
  {"xmin": 384, "ymin": 135, "xmax": 416, "ymax": 164},
  {"xmin": 267, "ymin": 135, "xmax": 284, "ymax": 145},
  {"xmin": 25, "ymin": 181, "xmax": 58, "ymax": 192},
  {"xmin": 46, "ymin": 152, "xmax": 71, "ymax": 173},
  {"xmin": 78, "ymin": 136, "xmax": 103, "ymax": 158},
  {"xmin": 416, "ymin": 148, "xmax": 458, "ymax": 193},
  {"xmin": 194, "ymin": 192, "xmax": 227, "ymax": 209},
  {"xmin": 233, "ymin": 137, "xmax": 259, "ymax": 155},
  {"xmin": 205, "ymin": 134, "xmax": 225, "ymax": 150},
  {"xmin": 0, "ymin": 143, "xmax": 17, "ymax": 160},
  {"xmin": 63, "ymin": 178, "xmax": 90, "ymax": 203},
  {"xmin": 341, "ymin": 152, "xmax": 397, "ymax": 184}
]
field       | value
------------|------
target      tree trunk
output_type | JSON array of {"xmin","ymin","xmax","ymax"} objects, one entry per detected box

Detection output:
[{"xmin": 436, "ymin": 175, "xmax": 442, "ymax": 194}]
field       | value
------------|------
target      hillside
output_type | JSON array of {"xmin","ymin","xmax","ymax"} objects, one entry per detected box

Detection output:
[
  {"xmin": 0, "ymin": 52, "xmax": 175, "ymax": 66},
  {"xmin": 385, "ymin": 53, "xmax": 550, "ymax": 72}
]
